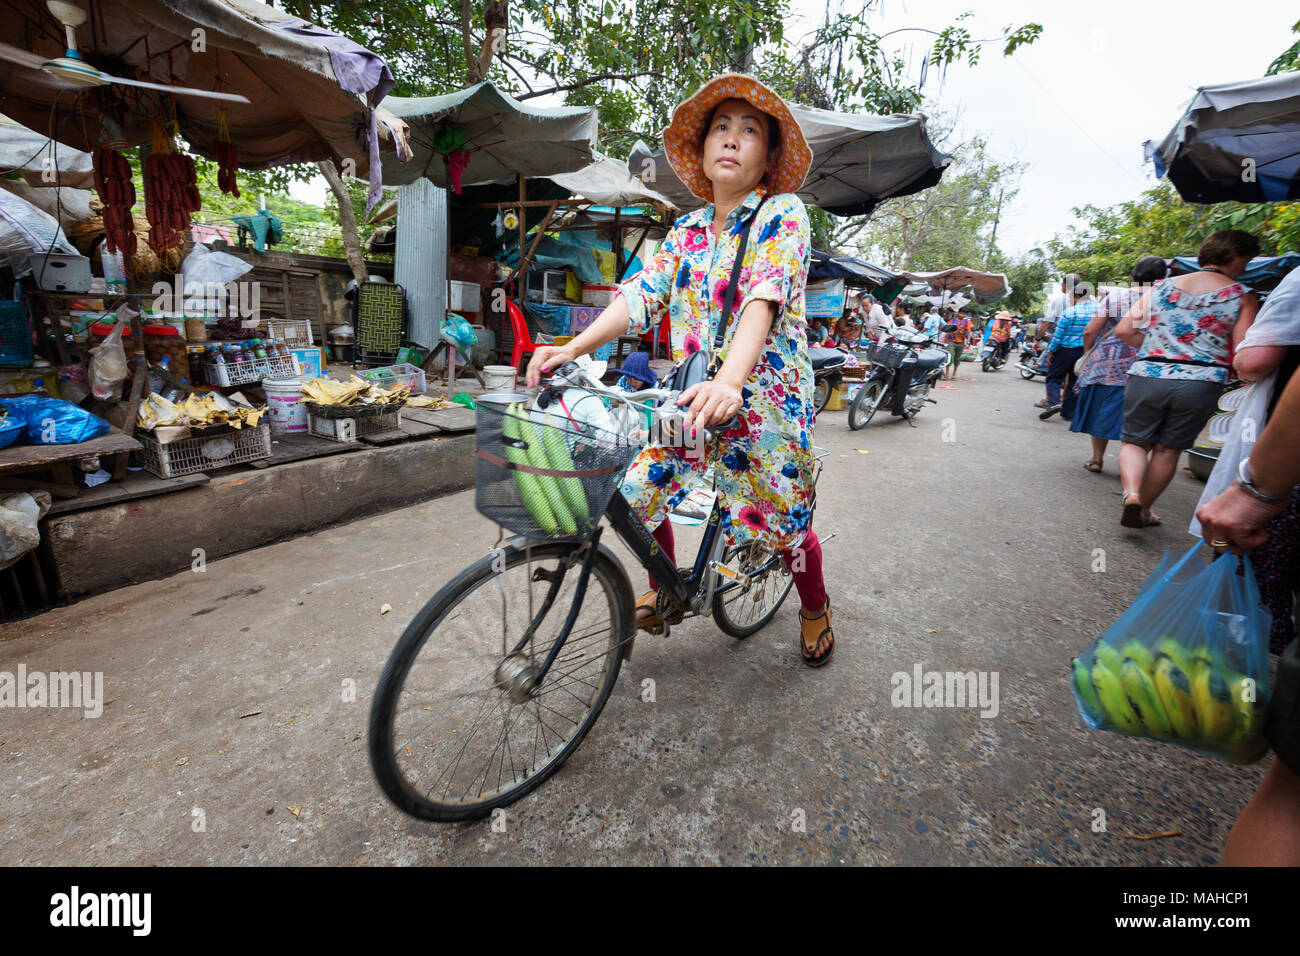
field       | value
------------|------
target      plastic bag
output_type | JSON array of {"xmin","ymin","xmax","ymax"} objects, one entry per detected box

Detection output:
[
  {"xmin": 441, "ymin": 313, "xmax": 477, "ymax": 356},
  {"xmin": 89, "ymin": 323, "xmax": 129, "ymax": 401},
  {"xmin": 180, "ymin": 241, "xmax": 252, "ymax": 290},
  {"xmin": 0, "ymin": 491, "xmax": 49, "ymax": 570},
  {"xmin": 1070, "ymin": 544, "xmax": 1273, "ymax": 764},
  {"xmin": 1, "ymin": 395, "xmax": 111, "ymax": 444},
  {"xmin": 0, "ymin": 402, "xmax": 24, "ymax": 449}
]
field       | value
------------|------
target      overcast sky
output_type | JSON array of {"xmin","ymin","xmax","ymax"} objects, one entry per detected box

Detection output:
[
  {"xmin": 784, "ymin": 0, "xmax": 1298, "ymax": 256},
  {"xmin": 295, "ymin": 1, "xmax": 1296, "ymax": 259}
]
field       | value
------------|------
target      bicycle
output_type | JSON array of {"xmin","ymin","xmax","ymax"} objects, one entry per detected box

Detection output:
[{"xmin": 368, "ymin": 361, "xmax": 828, "ymax": 822}]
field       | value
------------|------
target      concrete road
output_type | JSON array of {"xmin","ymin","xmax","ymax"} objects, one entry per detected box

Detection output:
[{"xmin": 0, "ymin": 364, "xmax": 1266, "ymax": 865}]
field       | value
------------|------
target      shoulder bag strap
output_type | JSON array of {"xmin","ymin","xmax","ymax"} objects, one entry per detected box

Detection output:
[{"xmin": 711, "ymin": 195, "xmax": 772, "ymax": 361}]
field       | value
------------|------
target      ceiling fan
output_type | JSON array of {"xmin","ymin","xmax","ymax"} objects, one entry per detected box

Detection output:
[{"xmin": 0, "ymin": 0, "xmax": 250, "ymax": 103}]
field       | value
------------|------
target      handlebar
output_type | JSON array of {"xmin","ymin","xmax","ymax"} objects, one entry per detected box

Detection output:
[{"xmin": 543, "ymin": 361, "xmax": 740, "ymax": 437}]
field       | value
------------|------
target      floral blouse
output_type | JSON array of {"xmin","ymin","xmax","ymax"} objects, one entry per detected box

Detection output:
[
  {"xmin": 615, "ymin": 184, "xmax": 815, "ymax": 551},
  {"xmin": 1129, "ymin": 278, "xmax": 1248, "ymax": 384}
]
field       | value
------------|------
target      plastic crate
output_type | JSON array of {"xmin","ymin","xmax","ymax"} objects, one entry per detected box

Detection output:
[
  {"xmin": 136, "ymin": 424, "xmax": 272, "ymax": 478},
  {"xmin": 204, "ymin": 353, "xmax": 301, "ymax": 387},
  {"xmin": 308, "ymin": 406, "xmax": 402, "ymax": 443},
  {"xmin": 258, "ymin": 317, "xmax": 314, "ymax": 347},
  {"xmin": 359, "ymin": 362, "xmax": 426, "ymax": 395}
]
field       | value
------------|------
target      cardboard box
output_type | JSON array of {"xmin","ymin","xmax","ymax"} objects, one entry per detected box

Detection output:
[{"xmin": 290, "ymin": 347, "xmax": 323, "ymax": 378}]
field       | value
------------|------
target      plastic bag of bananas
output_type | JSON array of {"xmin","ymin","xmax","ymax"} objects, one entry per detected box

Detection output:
[{"xmin": 1070, "ymin": 544, "xmax": 1272, "ymax": 765}]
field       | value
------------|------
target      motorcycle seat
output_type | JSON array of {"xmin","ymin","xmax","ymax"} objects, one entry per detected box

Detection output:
[
  {"xmin": 912, "ymin": 348, "xmax": 948, "ymax": 369},
  {"xmin": 808, "ymin": 347, "xmax": 847, "ymax": 371}
]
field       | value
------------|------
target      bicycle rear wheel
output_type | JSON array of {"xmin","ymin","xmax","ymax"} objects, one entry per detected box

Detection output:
[
  {"xmin": 711, "ymin": 541, "xmax": 794, "ymax": 639},
  {"xmin": 368, "ymin": 540, "xmax": 633, "ymax": 822}
]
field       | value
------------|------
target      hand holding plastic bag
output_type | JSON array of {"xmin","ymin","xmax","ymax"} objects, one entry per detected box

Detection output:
[{"xmin": 1070, "ymin": 544, "xmax": 1272, "ymax": 765}]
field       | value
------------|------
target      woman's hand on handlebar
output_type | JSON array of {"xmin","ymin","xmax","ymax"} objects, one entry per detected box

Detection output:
[
  {"xmin": 677, "ymin": 379, "xmax": 743, "ymax": 431},
  {"xmin": 525, "ymin": 345, "xmax": 577, "ymax": 388}
]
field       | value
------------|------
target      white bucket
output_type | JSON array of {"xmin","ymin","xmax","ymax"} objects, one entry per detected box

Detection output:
[
  {"xmin": 264, "ymin": 376, "xmax": 307, "ymax": 435},
  {"xmin": 482, "ymin": 365, "xmax": 517, "ymax": 391}
]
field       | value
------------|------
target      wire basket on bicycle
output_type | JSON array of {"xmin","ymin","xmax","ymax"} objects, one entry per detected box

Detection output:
[{"xmin": 475, "ymin": 394, "xmax": 639, "ymax": 540}]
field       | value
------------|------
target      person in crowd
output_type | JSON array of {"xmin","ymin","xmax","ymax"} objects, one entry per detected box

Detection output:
[
  {"xmin": 865, "ymin": 292, "xmax": 888, "ymax": 339},
  {"xmin": 1196, "ymin": 364, "xmax": 1300, "ymax": 865},
  {"xmin": 1113, "ymin": 229, "xmax": 1260, "ymax": 527},
  {"xmin": 919, "ymin": 305, "xmax": 942, "ymax": 342},
  {"xmin": 984, "ymin": 310, "xmax": 1014, "ymax": 362},
  {"xmin": 1039, "ymin": 275, "xmax": 1095, "ymax": 421},
  {"xmin": 943, "ymin": 309, "xmax": 973, "ymax": 380},
  {"xmin": 1070, "ymin": 257, "xmax": 1166, "ymax": 473},
  {"xmin": 527, "ymin": 73, "xmax": 835, "ymax": 666},
  {"xmin": 1192, "ymin": 264, "xmax": 1300, "ymax": 655},
  {"xmin": 611, "ymin": 350, "xmax": 658, "ymax": 437},
  {"xmin": 831, "ymin": 296, "xmax": 865, "ymax": 347},
  {"xmin": 808, "ymin": 317, "xmax": 833, "ymax": 346}
]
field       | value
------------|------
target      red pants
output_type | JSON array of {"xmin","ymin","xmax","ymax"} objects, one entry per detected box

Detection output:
[{"xmin": 648, "ymin": 521, "xmax": 828, "ymax": 612}]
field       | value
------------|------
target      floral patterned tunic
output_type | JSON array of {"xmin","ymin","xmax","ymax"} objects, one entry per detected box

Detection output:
[
  {"xmin": 1129, "ymin": 278, "xmax": 1248, "ymax": 384},
  {"xmin": 615, "ymin": 184, "xmax": 815, "ymax": 552}
]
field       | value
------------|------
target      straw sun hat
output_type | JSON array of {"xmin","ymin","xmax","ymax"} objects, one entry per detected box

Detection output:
[{"xmin": 662, "ymin": 73, "xmax": 813, "ymax": 204}]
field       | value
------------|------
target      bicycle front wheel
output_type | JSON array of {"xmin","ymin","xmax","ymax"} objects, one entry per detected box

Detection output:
[{"xmin": 368, "ymin": 540, "xmax": 634, "ymax": 822}]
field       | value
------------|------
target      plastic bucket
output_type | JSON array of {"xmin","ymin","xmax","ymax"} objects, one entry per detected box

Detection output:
[
  {"xmin": 264, "ymin": 377, "xmax": 307, "ymax": 435},
  {"xmin": 482, "ymin": 365, "xmax": 517, "ymax": 391}
]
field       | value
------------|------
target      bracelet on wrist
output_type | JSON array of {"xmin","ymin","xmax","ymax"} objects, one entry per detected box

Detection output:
[{"xmin": 1237, "ymin": 458, "xmax": 1292, "ymax": 505}]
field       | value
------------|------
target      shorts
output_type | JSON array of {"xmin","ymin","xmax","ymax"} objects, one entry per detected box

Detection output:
[
  {"xmin": 1268, "ymin": 636, "xmax": 1300, "ymax": 776},
  {"xmin": 949, "ymin": 343, "xmax": 964, "ymax": 364},
  {"xmin": 1121, "ymin": 375, "xmax": 1224, "ymax": 450}
]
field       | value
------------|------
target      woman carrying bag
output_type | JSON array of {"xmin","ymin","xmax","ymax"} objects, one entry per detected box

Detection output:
[{"xmin": 525, "ymin": 74, "xmax": 834, "ymax": 667}]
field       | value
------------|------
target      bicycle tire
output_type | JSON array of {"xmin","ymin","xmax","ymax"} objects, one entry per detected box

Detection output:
[
  {"xmin": 711, "ymin": 543, "xmax": 794, "ymax": 638},
  {"xmin": 848, "ymin": 379, "xmax": 885, "ymax": 430},
  {"xmin": 368, "ymin": 540, "xmax": 634, "ymax": 822},
  {"xmin": 813, "ymin": 378, "xmax": 831, "ymax": 414}
]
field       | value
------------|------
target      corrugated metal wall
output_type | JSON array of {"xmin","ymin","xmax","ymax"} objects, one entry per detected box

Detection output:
[{"xmin": 394, "ymin": 178, "xmax": 447, "ymax": 349}]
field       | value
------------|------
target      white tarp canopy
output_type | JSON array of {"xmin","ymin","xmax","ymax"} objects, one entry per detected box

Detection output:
[
  {"xmin": 547, "ymin": 152, "xmax": 673, "ymax": 210},
  {"xmin": 627, "ymin": 103, "xmax": 951, "ymax": 216},
  {"xmin": 380, "ymin": 81, "xmax": 598, "ymax": 189},
  {"xmin": 899, "ymin": 267, "xmax": 1011, "ymax": 304}
]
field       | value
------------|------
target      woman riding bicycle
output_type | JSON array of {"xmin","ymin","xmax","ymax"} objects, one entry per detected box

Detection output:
[{"xmin": 526, "ymin": 73, "xmax": 835, "ymax": 667}]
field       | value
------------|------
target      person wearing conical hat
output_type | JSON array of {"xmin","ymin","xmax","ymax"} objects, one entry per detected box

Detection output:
[{"xmin": 526, "ymin": 74, "xmax": 834, "ymax": 666}]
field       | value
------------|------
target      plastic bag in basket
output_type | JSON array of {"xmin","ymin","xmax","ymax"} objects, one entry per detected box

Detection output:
[{"xmin": 1070, "ymin": 544, "xmax": 1273, "ymax": 765}]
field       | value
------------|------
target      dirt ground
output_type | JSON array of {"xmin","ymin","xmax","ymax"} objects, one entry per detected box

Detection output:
[{"xmin": 0, "ymin": 363, "xmax": 1266, "ymax": 865}]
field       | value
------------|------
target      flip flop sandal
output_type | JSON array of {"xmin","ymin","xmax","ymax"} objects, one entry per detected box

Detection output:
[
  {"xmin": 1084, "ymin": 460, "xmax": 1103, "ymax": 473},
  {"xmin": 1121, "ymin": 493, "xmax": 1144, "ymax": 529},
  {"xmin": 799, "ymin": 603, "xmax": 835, "ymax": 668},
  {"xmin": 1143, "ymin": 512, "xmax": 1162, "ymax": 527}
]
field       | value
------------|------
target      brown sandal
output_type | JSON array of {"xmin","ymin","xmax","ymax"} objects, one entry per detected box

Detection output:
[
  {"xmin": 1084, "ymin": 460, "xmax": 1103, "ymax": 473},
  {"xmin": 1121, "ymin": 493, "xmax": 1144, "ymax": 529},
  {"xmin": 799, "ymin": 602, "xmax": 835, "ymax": 668}
]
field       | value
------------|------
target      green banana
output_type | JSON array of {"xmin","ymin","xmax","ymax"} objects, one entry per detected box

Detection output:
[
  {"xmin": 1092, "ymin": 660, "xmax": 1143, "ymax": 735},
  {"xmin": 1152, "ymin": 656, "xmax": 1199, "ymax": 739},
  {"xmin": 503, "ymin": 403, "xmax": 559, "ymax": 535},
  {"xmin": 539, "ymin": 409, "xmax": 590, "ymax": 527},
  {"xmin": 1155, "ymin": 637, "xmax": 1194, "ymax": 675},
  {"xmin": 1093, "ymin": 643, "xmax": 1125, "ymax": 676},
  {"xmin": 1073, "ymin": 658, "xmax": 1103, "ymax": 721},
  {"xmin": 1189, "ymin": 659, "xmax": 1234, "ymax": 741},
  {"xmin": 1223, "ymin": 673, "xmax": 1267, "ymax": 755},
  {"xmin": 520, "ymin": 411, "xmax": 578, "ymax": 534},
  {"xmin": 1120, "ymin": 660, "xmax": 1173, "ymax": 738},
  {"xmin": 1121, "ymin": 639, "xmax": 1156, "ymax": 674}
]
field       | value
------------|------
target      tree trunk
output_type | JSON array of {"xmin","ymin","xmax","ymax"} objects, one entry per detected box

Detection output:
[
  {"xmin": 318, "ymin": 159, "xmax": 368, "ymax": 284},
  {"xmin": 461, "ymin": 0, "xmax": 479, "ymax": 84}
]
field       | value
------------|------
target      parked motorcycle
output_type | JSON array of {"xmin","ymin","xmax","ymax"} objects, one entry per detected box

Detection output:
[
  {"xmin": 847, "ymin": 329, "xmax": 948, "ymax": 429},
  {"xmin": 810, "ymin": 347, "xmax": 849, "ymax": 414}
]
